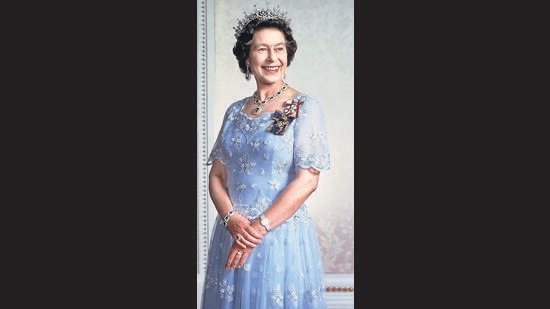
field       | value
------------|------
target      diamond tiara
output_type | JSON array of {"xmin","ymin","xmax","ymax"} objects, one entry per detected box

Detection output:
[{"xmin": 233, "ymin": 3, "xmax": 291, "ymax": 39}]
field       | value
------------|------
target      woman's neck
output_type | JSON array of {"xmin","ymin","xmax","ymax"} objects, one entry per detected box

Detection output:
[{"xmin": 255, "ymin": 80, "xmax": 287, "ymax": 101}]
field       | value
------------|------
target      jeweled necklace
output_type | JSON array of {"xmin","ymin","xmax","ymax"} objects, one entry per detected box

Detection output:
[{"xmin": 252, "ymin": 82, "xmax": 288, "ymax": 115}]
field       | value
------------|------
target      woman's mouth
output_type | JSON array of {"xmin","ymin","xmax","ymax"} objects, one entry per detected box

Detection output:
[{"xmin": 263, "ymin": 66, "xmax": 280, "ymax": 72}]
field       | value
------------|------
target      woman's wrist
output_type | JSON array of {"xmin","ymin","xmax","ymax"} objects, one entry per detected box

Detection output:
[
  {"xmin": 259, "ymin": 213, "xmax": 271, "ymax": 232},
  {"xmin": 221, "ymin": 210, "xmax": 235, "ymax": 228}
]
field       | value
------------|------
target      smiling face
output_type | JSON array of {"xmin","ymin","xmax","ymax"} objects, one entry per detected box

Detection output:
[{"xmin": 247, "ymin": 27, "xmax": 287, "ymax": 86}]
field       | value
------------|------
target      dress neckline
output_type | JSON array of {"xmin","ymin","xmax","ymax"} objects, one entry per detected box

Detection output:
[{"xmin": 239, "ymin": 93, "xmax": 305, "ymax": 120}]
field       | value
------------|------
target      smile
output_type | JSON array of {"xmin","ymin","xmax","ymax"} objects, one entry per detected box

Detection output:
[{"xmin": 263, "ymin": 66, "xmax": 280, "ymax": 71}]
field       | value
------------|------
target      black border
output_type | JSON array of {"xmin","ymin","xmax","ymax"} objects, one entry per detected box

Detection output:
[
  {"xmin": 358, "ymin": 1, "xmax": 543, "ymax": 308},
  {"xmin": 13, "ymin": 2, "xmax": 197, "ymax": 307}
]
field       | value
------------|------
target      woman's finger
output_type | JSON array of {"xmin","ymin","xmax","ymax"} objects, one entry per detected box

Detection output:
[
  {"xmin": 237, "ymin": 251, "xmax": 249, "ymax": 268},
  {"xmin": 225, "ymin": 250, "xmax": 244, "ymax": 270},
  {"xmin": 238, "ymin": 232, "xmax": 261, "ymax": 248},
  {"xmin": 234, "ymin": 233, "xmax": 248, "ymax": 249}
]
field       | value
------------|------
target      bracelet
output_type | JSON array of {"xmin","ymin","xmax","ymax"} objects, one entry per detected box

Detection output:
[
  {"xmin": 259, "ymin": 214, "xmax": 271, "ymax": 232},
  {"xmin": 222, "ymin": 210, "xmax": 235, "ymax": 228}
]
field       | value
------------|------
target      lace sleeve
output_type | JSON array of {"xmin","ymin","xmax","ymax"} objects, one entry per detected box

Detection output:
[
  {"xmin": 206, "ymin": 107, "xmax": 231, "ymax": 166},
  {"xmin": 293, "ymin": 96, "xmax": 331, "ymax": 172}
]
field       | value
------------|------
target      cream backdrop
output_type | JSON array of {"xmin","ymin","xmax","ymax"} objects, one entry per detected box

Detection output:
[{"xmin": 198, "ymin": 0, "xmax": 354, "ymax": 301}]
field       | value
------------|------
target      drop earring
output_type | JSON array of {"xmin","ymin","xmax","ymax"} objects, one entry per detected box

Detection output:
[{"xmin": 245, "ymin": 64, "xmax": 251, "ymax": 81}]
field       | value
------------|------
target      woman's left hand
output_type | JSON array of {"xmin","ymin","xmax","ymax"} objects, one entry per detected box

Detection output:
[{"xmin": 227, "ymin": 213, "xmax": 264, "ymax": 249}]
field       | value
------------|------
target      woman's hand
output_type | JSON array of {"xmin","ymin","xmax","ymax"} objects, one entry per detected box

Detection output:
[
  {"xmin": 225, "ymin": 242, "xmax": 254, "ymax": 270},
  {"xmin": 227, "ymin": 213, "xmax": 265, "ymax": 249}
]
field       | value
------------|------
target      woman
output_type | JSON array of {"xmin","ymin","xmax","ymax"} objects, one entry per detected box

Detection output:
[{"xmin": 201, "ymin": 4, "xmax": 330, "ymax": 308}]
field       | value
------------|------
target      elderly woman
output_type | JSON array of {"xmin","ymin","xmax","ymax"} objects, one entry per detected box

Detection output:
[{"xmin": 201, "ymin": 4, "xmax": 330, "ymax": 308}]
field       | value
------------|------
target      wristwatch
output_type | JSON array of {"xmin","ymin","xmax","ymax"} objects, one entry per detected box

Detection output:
[{"xmin": 259, "ymin": 214, "xmax": 271, "ymax": 232}]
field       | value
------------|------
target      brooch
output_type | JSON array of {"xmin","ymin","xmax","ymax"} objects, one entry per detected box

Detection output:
[{"xmin": 267, "ymin": 99, "xmax": 304, "ymax": 135}]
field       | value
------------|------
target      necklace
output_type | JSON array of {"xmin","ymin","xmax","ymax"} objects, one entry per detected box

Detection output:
[{"xmin": 251, "ymin": 82, "xmax": 288, "ymax": 115}]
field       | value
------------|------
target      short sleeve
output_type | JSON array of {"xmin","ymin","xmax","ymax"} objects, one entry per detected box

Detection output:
[
  {"xmin": 293, "ymin": 96, "xmax": 331, "ymax": 172},
  {"xmin": 206, "ymin": 108, "xmax": 231, "ymax": 166}
]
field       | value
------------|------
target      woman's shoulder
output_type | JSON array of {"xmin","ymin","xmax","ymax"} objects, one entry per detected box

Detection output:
[
  {"xmin": 224, "ymin": 97, "xmax": 249, "ymax": 113},
  {"xmin": 293, "ymin": 95, "xmax": 330, "ymax": 127},
  {"xmin": 290, "ymin": 93, "xmax": 323, "ymax": 112},
  {"xmin": 285, "ymin": 89, "xmax": 318, "ymax": 104},
  {"xmin": 296, "ymin": 93, "xmax": 319, "ymax": 103},
  {"xmin": 232, "ymin": 96, "xmax": 250, "ymax": 107}
]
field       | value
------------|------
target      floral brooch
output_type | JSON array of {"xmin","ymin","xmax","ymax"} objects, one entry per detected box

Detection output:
[{"xmin": 267, "ymin": 98, "xmax": 304, "ymax": 135}]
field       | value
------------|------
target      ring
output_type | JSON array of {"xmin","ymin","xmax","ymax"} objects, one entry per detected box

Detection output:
[
  {"xmin": 236, "ymin": 234, "xmax": 242, "ymax": 241},
  {"xmin": 236, "ymin": 251, "xmax": 242, "ymax": 255}
]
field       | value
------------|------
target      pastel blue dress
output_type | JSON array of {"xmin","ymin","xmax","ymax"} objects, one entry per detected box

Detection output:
[{"xmin": 201, "ymin": 94, "xmax": 330, "ymax": 309}]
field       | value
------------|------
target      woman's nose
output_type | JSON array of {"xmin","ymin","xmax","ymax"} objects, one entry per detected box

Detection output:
[{"xmin": 267, "ymin": 49, "xmax": 275, "ymax": 61}]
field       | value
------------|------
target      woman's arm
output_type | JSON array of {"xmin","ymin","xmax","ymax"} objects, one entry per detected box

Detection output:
[
  {"xmin": 251, "ymin": 167, "xmax": 320, "ymax": 232},
  {"xmin": 209, "ymin": 160, "xmax": 264, "ymax": 249},
  {"xmin": 228, "ymin": 167, "xmax": 320, "ymax": 269}
]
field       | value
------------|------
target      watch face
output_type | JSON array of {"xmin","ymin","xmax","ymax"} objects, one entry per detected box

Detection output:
[{"xmin": 260, "ymin": 215, "xmax": 270, "ymax": 231}]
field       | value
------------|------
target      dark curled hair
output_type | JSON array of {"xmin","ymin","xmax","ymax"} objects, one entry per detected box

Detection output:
[{"xmin": 233, "ymin": 19, "xmax": 298, "ymax": 75}]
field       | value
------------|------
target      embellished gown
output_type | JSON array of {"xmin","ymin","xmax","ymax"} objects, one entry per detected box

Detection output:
[{"xmin": 201, "ymin": 94, "xmax": 330, "ymax": 309}]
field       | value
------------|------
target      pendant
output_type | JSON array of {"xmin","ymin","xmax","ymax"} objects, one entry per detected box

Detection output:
[{"xmin": 252, "ymin": 106, "xmax": 262, "ymax": 115}]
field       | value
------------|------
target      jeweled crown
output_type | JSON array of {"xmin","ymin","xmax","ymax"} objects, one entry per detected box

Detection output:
[{"xmin": 233, "ymin": 3, "xmax": 291, "ymax": 39}]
